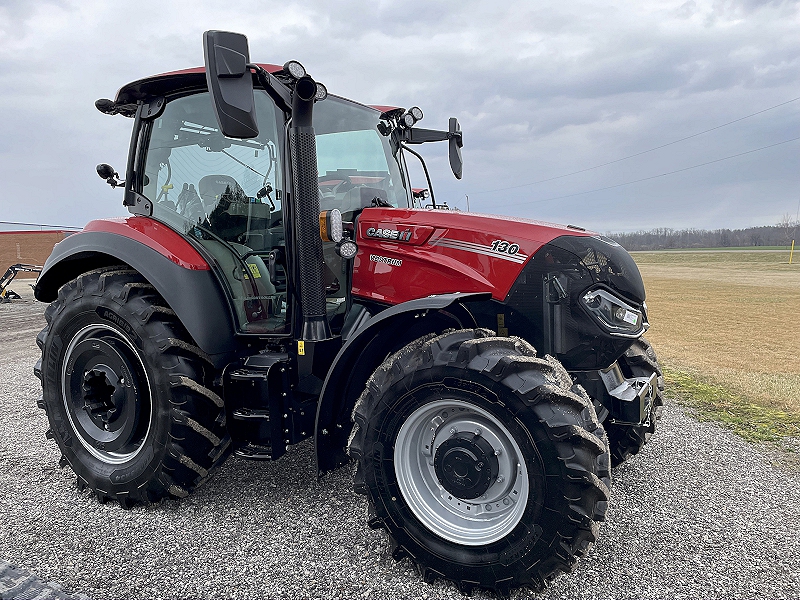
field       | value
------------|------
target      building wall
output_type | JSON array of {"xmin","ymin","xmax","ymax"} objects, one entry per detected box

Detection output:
[{"xmin": 1, "ymin": 231, "xmax": 72, "ymax": 279}]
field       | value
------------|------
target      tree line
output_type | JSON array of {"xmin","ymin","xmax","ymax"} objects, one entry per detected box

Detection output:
[{"xmin": 607, "ymin": 216, "xmax": 799, "ymax": 251}]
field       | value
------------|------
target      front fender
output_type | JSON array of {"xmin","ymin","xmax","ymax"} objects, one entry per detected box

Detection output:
[
  {"xmin": 314, "ymin": 291, "xmax": 490, "ymax": 474},
  {"xmin": 35, "ymin": 224, "xmax": 239, "ymax": 366}
]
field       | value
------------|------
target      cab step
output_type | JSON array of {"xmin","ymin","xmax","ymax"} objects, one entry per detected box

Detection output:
[{"xmin": 234, "ymin": 442, "xmax": 274, "ymax": 460}]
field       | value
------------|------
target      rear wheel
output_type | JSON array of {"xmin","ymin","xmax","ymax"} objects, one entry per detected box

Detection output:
[
  {"xmin": 605, "ymin": 337, "xmax": 664, "ymax": 466},
  {"xmin": 348, "ymin": 329, "xmax": 611, "ymax": 594},
  {"xmin": 34, "ymin": 267, "xmax": 231, "ymax": 507}
]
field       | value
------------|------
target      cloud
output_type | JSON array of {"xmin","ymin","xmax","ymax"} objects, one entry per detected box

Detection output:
[{"xmin": 0, "ymin": 0, "xmax": 799, "ymax": 232}]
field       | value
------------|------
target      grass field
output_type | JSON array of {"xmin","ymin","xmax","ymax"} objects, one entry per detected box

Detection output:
[
  {"xmin": 645, "ymin": 246, "xmax": 793, "ymax": 252},
  {"xmin": 633, "ymin": 249, "xmax": 800, "ymax": 440}
]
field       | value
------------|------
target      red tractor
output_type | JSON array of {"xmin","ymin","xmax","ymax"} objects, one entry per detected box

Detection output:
[{"xmin": 34, "ymin": 32, "xmax": 663, "ymax": 594}]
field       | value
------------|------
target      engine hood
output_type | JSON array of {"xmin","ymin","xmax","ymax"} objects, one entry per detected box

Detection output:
[{"xmin": 351, "ymin": 207, "xmax": 607, "ymax": 304}]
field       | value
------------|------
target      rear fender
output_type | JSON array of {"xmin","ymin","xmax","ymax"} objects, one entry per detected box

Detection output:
[
  {"xmin": 314, "ymin": 292, "xmax": 489, "ymax": 474},
  {"xmin": 35, "ymin": 228, "xmax": 239, "ymax": 367}
]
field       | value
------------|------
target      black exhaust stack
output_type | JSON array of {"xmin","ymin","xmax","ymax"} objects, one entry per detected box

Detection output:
[
  {"xmin": 203, "ymin": 31, "xmax": 331, "ymax": 341},
  {"xmin": 291, "ymin": 76, "xmax": 331, "ymax": 341}
]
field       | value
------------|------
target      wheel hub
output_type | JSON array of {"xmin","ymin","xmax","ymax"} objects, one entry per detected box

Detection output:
[
  {"xmin": 82, "ymin": 366, "xmax": 122, "ymax": 426},
  {"xmin": 434, "ymin": 432, "xmax": 499, "ymax": 499}
]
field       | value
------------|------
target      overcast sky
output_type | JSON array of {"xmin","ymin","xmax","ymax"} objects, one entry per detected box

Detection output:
[{"xmin": 1, "ymin": 0, "xmax": 798, "ymax": 233}]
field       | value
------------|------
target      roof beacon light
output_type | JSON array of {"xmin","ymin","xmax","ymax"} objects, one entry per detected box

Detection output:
[{"xmin": 283, "ymin": 60, "xmax": 306, "ymax": 79}]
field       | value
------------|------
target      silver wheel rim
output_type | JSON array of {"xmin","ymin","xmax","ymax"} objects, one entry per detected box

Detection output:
[
  {"xmin": 394, "ymin": 398, "xmax": 529, "ymax": 545},
  {"xmin": 61, "ymin": 323, "xmax": 153, "ymax": 464}
]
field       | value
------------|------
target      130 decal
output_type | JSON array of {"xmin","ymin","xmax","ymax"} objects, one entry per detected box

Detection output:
[{"xmin": 490, "ymin": 240, "xmax": 520, "ymax": 255}]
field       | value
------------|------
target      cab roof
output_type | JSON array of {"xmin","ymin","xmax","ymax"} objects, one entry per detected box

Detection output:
[
  {"xmin": 114, "ymin": 64, "xmax": 282, "ymax": 104},
  {"xmin": 113, "ymin": 65, "xmax": 398, "ymax": 115}
]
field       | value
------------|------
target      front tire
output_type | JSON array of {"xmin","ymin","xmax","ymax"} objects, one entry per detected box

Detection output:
[
  {"xmin": 348, "ymin": 329, "xmax": 611, "ymax": 594},
  {"xmin": 34, "ymin": 267, "xmax": 231, "ymax": 507}
]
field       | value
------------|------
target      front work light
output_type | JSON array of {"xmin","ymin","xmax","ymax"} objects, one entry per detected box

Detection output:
[
  {"xmin": 283, "ymin": 60, "xmax": 306, "ymax": 79},
  {"xmin": 336, "ymin": 239, "xmax": 358, "ymax": 260}
]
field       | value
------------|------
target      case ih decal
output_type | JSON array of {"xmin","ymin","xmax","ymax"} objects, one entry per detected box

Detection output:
[
  {"xmin": 366, "ymin": 227, "xmax": 413, "ymax": 242},
  {"xmin": 358, "ymin": 221, "xmax": 434, "ymax": 246}
]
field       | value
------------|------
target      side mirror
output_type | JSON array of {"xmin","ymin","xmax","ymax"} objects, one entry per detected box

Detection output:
[
  {"xmin": 448, "ymin": 117, "xmax": 463, "ymax": 180},
  {"xmin": 96, "ymin": 163, "xmax": 116, "ymax": 179},
  {"xmin": 203, "ymin": 30, "xmax": 259, "ymax": 139},
  {"xmin": 96, "ymin": 163, "xmax": 124, "ymax": 188}
]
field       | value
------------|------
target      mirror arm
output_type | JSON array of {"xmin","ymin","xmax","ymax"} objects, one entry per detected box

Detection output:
[
  {"xmin": 248, "ymin": 64, "xmax": 292, "ymax": 113},
  {"xmin": 401, "ymin": 144, "xmax": 436, "ymax": 209},
  {"xmin": 405, "ymin": 127, "xmax": 448, "ymax": 144}
]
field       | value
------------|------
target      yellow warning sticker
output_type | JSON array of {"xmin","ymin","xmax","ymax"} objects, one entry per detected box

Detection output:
[
  {"xmin": 497, "ymin": 314, "xmax": 505, "ymax": 327},
  {"xmin": 298, "ymin": 340, "xmax": 305, "ymax": 356},
  {"xmin": 248, "ymin": 263, "xmax": 262, "ymax": 278}
]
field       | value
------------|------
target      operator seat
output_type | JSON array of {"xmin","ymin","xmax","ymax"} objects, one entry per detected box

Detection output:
[{"xmin": 198, "ymin": 174, "xmax": 270, "ymax": 248}]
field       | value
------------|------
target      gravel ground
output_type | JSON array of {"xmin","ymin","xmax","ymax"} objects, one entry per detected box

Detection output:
[{"xmin": 1, "ymin": 291, "xmax": 799, "ymax": 599}]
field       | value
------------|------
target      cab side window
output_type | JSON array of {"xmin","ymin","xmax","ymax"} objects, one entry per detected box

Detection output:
[{"xmin": 143, "ymin": 91, "xmax": 288, "ymax": 334}]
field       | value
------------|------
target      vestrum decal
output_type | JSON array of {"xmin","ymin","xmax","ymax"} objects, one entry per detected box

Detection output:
[{"xmin": 370, "ymin": 254, "xmax": 403, "ymax": 267}]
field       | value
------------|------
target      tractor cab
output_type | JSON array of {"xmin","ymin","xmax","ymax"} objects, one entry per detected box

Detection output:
[
  {"xmin": 112, "ymin": 71, "xmax": 401, "ymax": 336},
  {"xmin": 99, "ymin": 52, "xmax": 457, "ymax": 339}
]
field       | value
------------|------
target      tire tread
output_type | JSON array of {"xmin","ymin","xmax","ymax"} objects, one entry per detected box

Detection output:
[{"xmin": 349, "ymin": 328, "xmax": 611, "ymax": 595}]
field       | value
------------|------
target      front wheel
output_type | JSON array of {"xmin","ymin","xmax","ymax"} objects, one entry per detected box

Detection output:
[{"xmin": 349, "ymin": 329, "xmax": 611, "ymax": 595}]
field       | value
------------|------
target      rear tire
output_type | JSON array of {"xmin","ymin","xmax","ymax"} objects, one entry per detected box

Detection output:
[
  {"xmin": 605, "ymin": 337, "xmax": 664, "ymax": 466},
  {"xmin": 348, "ymin": 329, "xmax": 611, "ymax": 594},
  {"xmin": 34, "ymin": 267, "xmax": 231, "ymax": 507}
]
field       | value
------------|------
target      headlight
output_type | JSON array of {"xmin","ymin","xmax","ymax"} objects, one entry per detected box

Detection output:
[{"xmin": 581, "ymin": 288, "xmax": 645, "ymax": 336}]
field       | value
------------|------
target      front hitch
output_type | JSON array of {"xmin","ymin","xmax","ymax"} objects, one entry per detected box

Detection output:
[{"xmin": 599, "ymin": 361, "xmax": 657, "ymax": 426}]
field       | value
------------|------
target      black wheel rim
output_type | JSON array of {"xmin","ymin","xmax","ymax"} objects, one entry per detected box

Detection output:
[{"xmin": 62, "ymin": 323, "xmax": 153, "ymax": 464}]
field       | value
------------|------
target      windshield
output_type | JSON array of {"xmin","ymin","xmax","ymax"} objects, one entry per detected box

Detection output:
[{"xmin": 314, "ymin": 96, "xmax": 408, "ymax": 214}]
